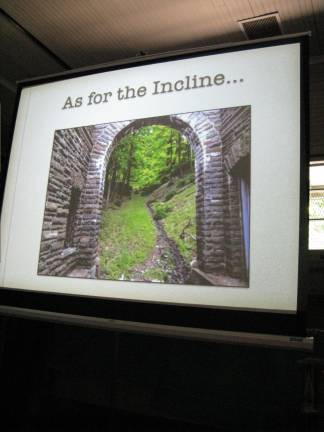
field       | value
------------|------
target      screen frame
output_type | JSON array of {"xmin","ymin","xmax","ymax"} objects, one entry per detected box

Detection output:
[{"xmin": 0, "ymin": 33, "xmax": 310, "ymax": 336}]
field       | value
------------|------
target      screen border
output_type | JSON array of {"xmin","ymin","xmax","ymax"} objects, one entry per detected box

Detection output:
[{"xmin": 0, "ymin": 33, "xmax": 310, "ymax": 336}]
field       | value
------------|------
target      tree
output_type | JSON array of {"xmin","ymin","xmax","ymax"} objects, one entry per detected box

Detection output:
[{"xmin": 103, "ymin": 125, "xmax": 194, "ymax": 206}]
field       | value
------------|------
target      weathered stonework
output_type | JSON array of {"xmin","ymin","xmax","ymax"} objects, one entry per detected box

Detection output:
[
  {"xmin": 38, "ymin": 127, "xmax": 94, "ymax": 276},
  {"xmin": 220, "ymin": 106, "xmax": 251, "ymax": 279},
  {"xmin": 38, "ymin": 107, "xmax": 251, "ymax": 284}
]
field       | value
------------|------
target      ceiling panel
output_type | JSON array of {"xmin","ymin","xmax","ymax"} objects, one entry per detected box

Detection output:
[
  {"xmin": 0, "ymin": 0, "xmax": 323, "ymax": 86},
  {"xmin": 0, "ymin": 0, "xmax": 245, "ymax": 69},
  {"xmin": 249, "ymin": 0, "xmax": 323, "ymax": 54},
  {"xmin": 248, "ymin": 0, "xmax": 280, "ymax": 16},
  {"xmin": 223, "ymin": 0, "xmax": 254, "ymax": 22},
  {"xmin": 203, "ymin": 0, "xmax": 244, "ymax": 44}
]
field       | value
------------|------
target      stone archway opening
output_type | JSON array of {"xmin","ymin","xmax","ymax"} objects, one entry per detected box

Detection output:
[{"xmin": 98, "ymin": 121, "xmax": 199, "ymax": 284}]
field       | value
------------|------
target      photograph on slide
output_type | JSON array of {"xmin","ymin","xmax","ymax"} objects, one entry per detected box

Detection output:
[{"xmin": 38, "ymin": 106, "xmax": 251, "ymax": 287}]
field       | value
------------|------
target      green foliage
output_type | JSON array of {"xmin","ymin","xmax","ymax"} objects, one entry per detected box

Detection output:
[
  {"xmin": 176, "ymin": 173, "xmax": 194, "ymax": 188},
  {"xmin": 143, "ymin": 268, "xmax": 167, "ymax": 282},
  {"xmin": 309, "ymin": 196, "xmax": 324, "ymax": 219},
  {"xmin": 164, "ymin": 191, "xmax": 176, "ymax": 201},
  {"xmin": 187, "ymin": 173, "xmax": 195, "ymax": 183},
  {"xmin": 99, "ymin": 195, "xmax": 156, "ymax": 280},
  {"xmin": 149, "ymin": 174, "xmax": 197, "ymax": 264},
  {"xmin": 104, "ymin": 125, "xmax": 194, "ymax": 203},
  {"xmin": 176, "ymin": 178, "xmax": 186, "ymax": 188},
  {"xmin": 153, "ymin": 202, "xmax": 173, "ymax": 220},
  {"xmin": 149, "ymin": 172, "xmax": 194, "ymax": 203},
  {"xmin": 162, "ymin": 184, "xmax": 197, "ymax": 265},
  {"xmin": 100, "ymin": 123, "xmax": 197, "ymax": 282}
]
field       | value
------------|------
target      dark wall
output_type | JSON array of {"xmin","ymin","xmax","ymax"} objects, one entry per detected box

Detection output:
[
  {"xmin": 310, "ymin": 62, "xmax": 324, "ymax": 157},
  {"xmin": 0, "ymin": 317, "xmax": 309, "ymax": 431},
  {"xmin": 307, "ymin": 61, "xmax": 324, "ymax": 333},
  {"xmin": 0, "ymin": 82, "xmax": 16, "ymax": 202}
]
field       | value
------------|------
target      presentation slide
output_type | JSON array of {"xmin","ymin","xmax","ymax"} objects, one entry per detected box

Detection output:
[{"xmin": 0, "ymin": 41, "xmax": 301, "ymax": 313}]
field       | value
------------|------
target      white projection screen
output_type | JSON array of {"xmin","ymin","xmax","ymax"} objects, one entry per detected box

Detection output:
[{"xmin": 0, "ymin": 35, "xmax": 309, "ymax": 335}]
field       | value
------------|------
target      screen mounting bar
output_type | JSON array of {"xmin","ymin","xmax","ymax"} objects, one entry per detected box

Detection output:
[{"xmin": 0, "ymin": 305, "xmax": 313, "ymax": 352}]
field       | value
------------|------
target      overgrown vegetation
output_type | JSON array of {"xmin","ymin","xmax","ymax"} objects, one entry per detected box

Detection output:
[
  {"xmin": 153, "ymin": 202, "xmax": 173, "ymax": 220},
  {"xmin": 103, "ymin": 125, "xmax": 194, "ymax": 206},
  {"xmin": 151, "ymin": 175, "xmax": 197, "ymax": 265},
  {"xmin": 163, "ymin": 185, "xmax": 196, "ymax": 265},
  {"xmin": 99, "ymin": 195, "xmax": 156, "ymax": 280},
  {"xmin": 99, "ymin": 125, "xmax": 196, "ymax": 282}
]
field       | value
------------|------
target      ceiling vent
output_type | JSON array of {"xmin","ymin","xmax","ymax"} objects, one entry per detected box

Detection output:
[{"xmin": 238, "ymin": 13, "xmax": 283, "ymax": 40}]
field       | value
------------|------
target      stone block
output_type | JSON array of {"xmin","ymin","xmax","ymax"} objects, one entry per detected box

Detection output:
[
  {"xmin": 46, "ymin": 202, "xmax": 58, "ymax": 211},
  {"xmin": 43, "ymin": 231, "xmax": 58, "ymax": 240},
  {"xmin": 80, "ymin": 236, "xmax": 90, "ymax": 245}
]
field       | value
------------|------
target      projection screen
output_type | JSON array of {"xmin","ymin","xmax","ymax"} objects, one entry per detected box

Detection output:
[{"xmin": 0, "ymin": 34, "xmax": 309, "ymax": 335}]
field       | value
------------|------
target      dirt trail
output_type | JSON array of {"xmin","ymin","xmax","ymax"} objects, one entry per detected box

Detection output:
[{"xmin": 130, "ymin": 202, "xmax": 190, "ymax": 284}]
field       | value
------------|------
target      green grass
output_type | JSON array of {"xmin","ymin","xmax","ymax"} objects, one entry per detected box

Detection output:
[
  {"xmin": 163, "ymin": 184, "xmax": 196, "ymax": 264},
  {"xmin": 99, "ymin": 173, "xmax": 196, "ymax": 280},
  {"xmin": 143, "ymin": 268, "xmax": 167, "ymax": 282},
  {"xmin": 152, "ymin": 183, "xmax": 196, "ymax": 265},
  {"xmin": 153, "ymin": 202, "xmax": 173, "ymax": 220},
  {"xmin": 149, "ymin": 172, "xmax": 194, "ymax": 203},
  {"xmin": 99, "ymin": 195, "xmax": 156, "ymax": 279}
]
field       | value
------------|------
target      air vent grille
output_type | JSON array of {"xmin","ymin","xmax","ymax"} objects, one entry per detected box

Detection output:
[{"xmin": 239, "ymin": 13, "xmax": 282, "ymax": 40}]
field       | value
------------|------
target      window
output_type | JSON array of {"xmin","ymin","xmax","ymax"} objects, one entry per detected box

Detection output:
[
  {"xmin": 65, "ymin": 186, "xmax": 81, "ymax": 248},
  {"xmin": 309, "ymin": 161, "xmax": 324, "ymax": 250}
]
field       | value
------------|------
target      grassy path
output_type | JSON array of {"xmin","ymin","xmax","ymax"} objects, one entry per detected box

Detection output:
[
  {"xmin": 99, "ymin": 180, "xmax": 197, "ymax": 283},
  {"xmin": 99, "ymin": 195, "xmax": 156, "ymax": 280}
]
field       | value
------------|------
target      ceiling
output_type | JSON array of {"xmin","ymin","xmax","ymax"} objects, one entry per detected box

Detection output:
[{"xmin": 0, "ymin": 0, "xmax": 324, "ymax": 90}]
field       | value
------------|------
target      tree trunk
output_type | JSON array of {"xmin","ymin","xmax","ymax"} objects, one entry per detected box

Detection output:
[{"xmin": 125, "ymin": 140, "xmax": 135, "ymax": 193}]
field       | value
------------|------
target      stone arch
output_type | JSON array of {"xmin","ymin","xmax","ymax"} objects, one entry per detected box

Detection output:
[{"xmin": 78, "ymin": 111, "xmax": 226, "ymax": 278}]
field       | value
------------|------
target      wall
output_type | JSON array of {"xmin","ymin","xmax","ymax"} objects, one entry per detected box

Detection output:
[
  {"xmin": 0, "ymin": 318, "xmax": 307, "ymax": 431},
  {"xmin": 220, "ymin": 106, "xmax": 250, "ymax": 279},
  {"xmin": 310, "ymin": 62, "xmax": 324, "ymax": 157},
  {"xmin": 37, "ymin": 127, "xmax": 94, "ymax": 276}
]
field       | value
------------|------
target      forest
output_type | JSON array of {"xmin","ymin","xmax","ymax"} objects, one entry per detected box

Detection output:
[{"xmin": 99, "ymin": 125, "xmax": 197, "ymax": 284}]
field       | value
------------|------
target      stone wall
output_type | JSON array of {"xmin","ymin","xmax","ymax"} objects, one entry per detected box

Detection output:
[
  {"xmin": 38, "ymin": 127, "xmax": 94, "ymax": 276},
  {"xmin": 38, "ymin": 107, "xmax": 251, "ymax": 284},
  {"xmin": 220, "ymin": 106, "xmax": 251, "ymax": 280}
]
